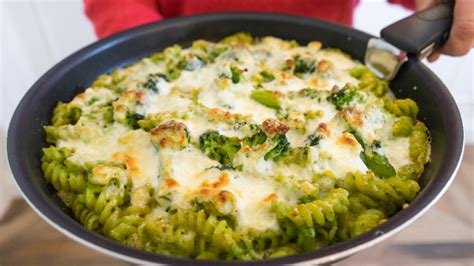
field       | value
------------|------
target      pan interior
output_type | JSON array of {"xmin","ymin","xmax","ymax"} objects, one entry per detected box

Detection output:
[{"xmin": 7, "ymin": 13, "xmax": 463, "ymax": 265}]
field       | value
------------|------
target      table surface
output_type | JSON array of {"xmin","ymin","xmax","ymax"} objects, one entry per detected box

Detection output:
[{"xmin": 1, "ymin": 146, "xmax": 473, "ymax": 266}]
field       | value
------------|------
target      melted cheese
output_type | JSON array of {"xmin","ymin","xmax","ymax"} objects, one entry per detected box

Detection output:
[
  {"xmin": 384, "ymin": 137, "xmax": 411, "ymax": 170},
  {"xmin": 57, "ymin": 125, "xmax": 160, "ymax": 189},
  {"xmin": 51, "ymin": 36, "xmax": 424, "ymax": 235},
  {"xmin": 313, "ymin": 122, "xmax": 367, "ymax": 178}
]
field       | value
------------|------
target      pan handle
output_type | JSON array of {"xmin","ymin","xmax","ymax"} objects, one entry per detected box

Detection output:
[{"xmin": 380, "ymin": 1, "xmax": 454, "ymax": 59}]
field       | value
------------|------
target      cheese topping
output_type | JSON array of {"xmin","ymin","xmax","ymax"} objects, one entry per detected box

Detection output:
[{"xmin": 48, "ymin": 35, "xmax": 420, "ymax": 235}]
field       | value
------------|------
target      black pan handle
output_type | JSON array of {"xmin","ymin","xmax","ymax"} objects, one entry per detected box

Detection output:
[{"xmin": 381, "ymin": 1, "xmax": 454, "ymax": 58}]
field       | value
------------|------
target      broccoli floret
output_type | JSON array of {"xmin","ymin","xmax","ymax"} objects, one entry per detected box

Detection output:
[
  {"xmin": 243, "ymin": 130, "xmax": 267, "ymax": 147},
  {"xmin": 125, "ymin": 112, "xmax": 144, "ymax": 130},
  {"xmin": 293, "ymin": 55, "xmax": 316, "ymax": 75},
  {"xmin": 230, "ymin": 65, "xmax": 241, "ymax": 84},
  {"xmin": 350, "ymin": 131, "xmax": 396, "ymax": 179},
  {"xmin": 252, "ymin": 70, "xmax": 275, "ymax": 84},
  {"xmin": 362, "ymin": 149, "xmax": 396, "ymax": 179},
  {"xmin": 307, "ymin": 133, "xmax": 322, "ymax": 146},
  {"xmin": 348, "ymin": 130, "xmax": 365, "ymax": 149},
  {"xmin": 327, "ymin": 87, "xmax": 356, "ymax": 110},
  {"xmin": 199, "ymin": 131, "xmax": 242, "ymax": 167},
  {"xmin": 143, "ymin": 73, "xmax": 168, "ymax": 92},
  {"xmin": 150, "ymin": 120, "xmax": 189, "ymax": 150},
  {"xmin": 260, "ymin": 70, "xmax": 275, "ymax": 82},
  {"xmin": 264, "ymin": 135, "xmax": 290, "ymax": 161},
  {"xmin": 251, "ymin": 90, "xmax": 282, "ymax": 109}
]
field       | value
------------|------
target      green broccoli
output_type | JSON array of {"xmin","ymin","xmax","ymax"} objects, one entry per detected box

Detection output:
[
  {"xmin": 293, "ymin": 55, "xmax": 316, "ymax": 76},
  {"xmin": 350, "ymin": 132, "xmax": 396, "ymax": 179},
  {"xmin": 230, "ymin": 65, "xmax": 241, "ymax": 84},
  {"xmin": 243, "ymin": 130, "xmax": 267, "ymax": 147},
  {"xmin": 327, "ymin": 87, "xmax": 356, "ymax": 110},
  {"xmin": 199, "ymin": 131, "xmax": 242, "ymax": 168},
  {"xmin": 264, "ymin": 135, "xmax": 290, "ymax": 161},
  {"xmin": 250, "ymin": 89, "xmax": 282, "ymax": 109},
  {"xmin": 362, "ymin": 149, "xmax": 396, "ymax": 179},
  {"xmin": 125, "ymin": 112, "xmax": 144, "ymax": 130},
  {"xmin": 143, "ymin": 73, "xmax": 168, "ymax": 92},
  {"xmin": 306, "ymin": 133, "xmax": 322, "ymax": 146},
  {"xmin": 260, "ymin": 70, "xmax": 275, "ymax": 82}
]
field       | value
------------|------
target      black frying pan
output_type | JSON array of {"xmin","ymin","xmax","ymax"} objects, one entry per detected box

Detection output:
[{"xmin": 7, "ymin": 13, "xmax": 464, "ymax": 265}]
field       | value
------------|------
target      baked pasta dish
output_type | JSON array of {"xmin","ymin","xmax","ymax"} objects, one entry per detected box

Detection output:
[{"xmin": 42, "ymin": 33, "xmax": 431, "ymax": 260}]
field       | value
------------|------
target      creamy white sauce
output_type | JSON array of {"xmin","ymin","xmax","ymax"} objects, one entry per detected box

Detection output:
[
  {"xmin": 384, "ymin": 137, "xmax": 411, "ymax": 170},
  {"xmin": 54, "ymin": 36, "xmax": 420, "ymax": 234}
]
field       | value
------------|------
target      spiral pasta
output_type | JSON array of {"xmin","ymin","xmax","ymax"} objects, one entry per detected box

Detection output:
[
  {"xmin": 41, "ymin": 146, "xmax": 87, "ymax": 193},
  {"xmin": 40, "ymin": 33, "xmax": 431, "ymax": 260}
]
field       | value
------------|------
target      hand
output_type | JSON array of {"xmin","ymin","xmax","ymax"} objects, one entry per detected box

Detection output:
[{"xmin": 416, "ymin": 0, "xmax": 474, "ymax": 62}]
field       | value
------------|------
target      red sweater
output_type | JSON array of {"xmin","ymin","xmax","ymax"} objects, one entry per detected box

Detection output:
[{"xmin": 84, "ymin": 0, "xmax": 415, "ymax": 39}]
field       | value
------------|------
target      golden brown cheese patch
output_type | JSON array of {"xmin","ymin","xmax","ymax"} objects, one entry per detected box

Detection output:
[
  {"xmin": 278, "ymin": 70, "xmax": 292, "ymax": 82},
  {"xmin": 285, "ymin": 59, "xmax": 295, "ymax": 70},
  {"xmin": 338, "ymin": 108, "xmax": 364, "ymax": 128},
  {"xmin": 207, "ymin": 108, "xmax": 250, "ymax": 124},
  {"xmin": 120, "ymin": 90, "xmax": 145, "ymax": 101},
  {"xmin": 309, "ymin": 76, "xmax": 321, "ymax": 87},
  {"xmin": 198, "ymin": 188, "xmax": 211, "ymax": 196},
  {"xmin": 316, "ymin": 122, "xmax": 331, "ymax": 138},
  {"xmin": 317, "ymin": 59, "xmax": 335, "ymax": 73},
  {"xmin": 337, "ymin": 132, "xmax": 359, "ymax": 149},
  {"xmin": 112, "ymin": 152, "xmax": 139, "ymax": 175},
  {"xmin": 216, "ymin": 78, "xmax": 231, "ymax": 89},
  {"xmin": 264, "ymin": 193, "xmax": 279, "ymax": 202},
  {"xmin": 114, "ymin": 90, "xmax": 146, "ymax": 111},
  {"xmin": 262, "ymin": 118, "xmax": 290, "ymax": 137},
  {"xmin": 200, "ymin": 172, "xmax": 230, "ymax": 189},
  {"xmin": 150, "ymin": 120, "xmax": 188, "ymax": 149},
  {"xmin": 92, "ymin": 164, "xmax": 108, "ymax": 178},
  {"xmin": 216, "ymin": 190, "xmax": 233, "ymax": 204},
  {"xmin": 308, "ymin": 41, "xmax": 322, "ymax": 50},
  {"xmin": 73, "ymin": 92, "xmax": 88, "ymax": 101},
  {"xmin": 162, "ymin": 178, "xmax": 180, "ymax": 189},
  {"xmin": 192, "ymin": 187, "xmax": 236, "ymax": 215}
]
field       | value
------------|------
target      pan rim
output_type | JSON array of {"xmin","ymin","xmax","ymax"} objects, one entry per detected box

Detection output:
[{"xmin": 6, "ymin": 12, "xmax": 465, "ymax": 265}]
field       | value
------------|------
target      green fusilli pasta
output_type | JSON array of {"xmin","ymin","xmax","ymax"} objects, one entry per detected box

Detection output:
[{"xmin": 40, "ymin": 33, "xmax": 431, "ymax": 260}]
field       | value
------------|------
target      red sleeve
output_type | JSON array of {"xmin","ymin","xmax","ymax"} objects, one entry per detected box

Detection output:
[
  {"xmin": 84, "ymin": 0, "xmax": 162, "ymax": 39},
  {"xmin": 387, "ymin": 0, "xmax": 416, "ymax": 10}
]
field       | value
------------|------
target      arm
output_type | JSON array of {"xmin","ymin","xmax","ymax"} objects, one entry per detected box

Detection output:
[{"xmin": 84, "ymin": 0, "xmax": 162, "ymax": 39}]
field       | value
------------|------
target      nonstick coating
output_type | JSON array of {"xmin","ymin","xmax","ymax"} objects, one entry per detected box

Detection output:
[{"xmin": 7, "ymin": 13, "xmax": 464, "ymax": 265}]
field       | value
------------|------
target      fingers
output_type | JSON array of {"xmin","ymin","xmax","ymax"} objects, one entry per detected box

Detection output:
[
  {"xmin": 439, "ymin": 0, "xmax": 474, "ymax": 57},
  {"xmin": 427, "ymin": 52, "xmax": 441, "ymax": 62}
]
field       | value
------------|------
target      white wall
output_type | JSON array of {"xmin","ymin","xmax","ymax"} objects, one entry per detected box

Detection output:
[
  {"xmin": 1, "ymin": 0, "xmax": 472, "ymax": 215},
  {"xmin": 0, "ymin": 0, "xmax": 96, "ymax": 216}
]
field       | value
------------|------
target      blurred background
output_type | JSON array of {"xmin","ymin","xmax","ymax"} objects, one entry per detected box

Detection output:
[{"xmin": 1, "ymin": 0, "xmax": 472, "ymax": 265}]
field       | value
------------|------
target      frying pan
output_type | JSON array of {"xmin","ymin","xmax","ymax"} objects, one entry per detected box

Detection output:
[{"xmin": 7, "ymin": 13, "xmax": 464, "ymax": 265}]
